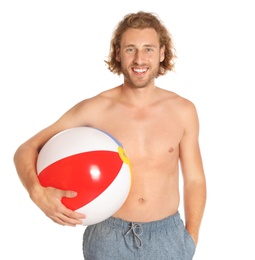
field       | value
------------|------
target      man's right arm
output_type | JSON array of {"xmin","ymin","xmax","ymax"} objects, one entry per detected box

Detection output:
[{"xmin": 13, "ymin": 124, "xmax": 86, "ymax": 226}]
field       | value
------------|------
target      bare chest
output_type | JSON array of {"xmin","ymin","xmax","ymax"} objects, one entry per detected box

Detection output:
[{"xmin": 93, "ymin": 106, "xmax": 184, "ymax": 162}]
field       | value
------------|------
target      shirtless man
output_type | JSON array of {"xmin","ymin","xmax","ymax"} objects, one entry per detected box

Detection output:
[{"xmin": 13, "ymin": 11, "xmax": 206, "ymax": 259}]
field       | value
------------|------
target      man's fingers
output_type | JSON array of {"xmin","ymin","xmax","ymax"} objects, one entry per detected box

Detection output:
[{"xmin": 63, "ymin": 190, "xmax": 78, "ymax": 198}]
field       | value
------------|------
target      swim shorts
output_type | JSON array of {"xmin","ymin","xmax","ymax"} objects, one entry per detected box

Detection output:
[{"xmin": 83, "ymin": 211, "xmax": 196, "ymax": 259}]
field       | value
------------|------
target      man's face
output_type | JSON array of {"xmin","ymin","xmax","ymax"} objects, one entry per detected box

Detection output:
[{"xmin": 116, "ymin": 28, "xmax": 165, "ymax": 88}]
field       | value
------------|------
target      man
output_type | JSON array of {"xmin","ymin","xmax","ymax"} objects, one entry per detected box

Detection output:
[{"xmin": 14, "ymin": 11, "xmax": 206, "ymax": 259}]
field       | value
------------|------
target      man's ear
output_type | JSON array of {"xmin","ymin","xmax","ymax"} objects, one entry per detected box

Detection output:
[
  {"xmin": 160, "ymin": 45, "xmax": 165, "ymax": 62},
  {"xmin": 116, "ymin": 47, "xmax": 121, "ymax": 62}
]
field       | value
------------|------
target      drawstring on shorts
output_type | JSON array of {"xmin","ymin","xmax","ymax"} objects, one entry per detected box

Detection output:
[{"xmin": 125, "ymin": 222, "xmax": 143, "ymax": 248}]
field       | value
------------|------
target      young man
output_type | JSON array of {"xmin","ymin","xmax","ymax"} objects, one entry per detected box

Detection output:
[{"xmin": 14, "ymin": 11, "xmax": 206, "ymax": 259}]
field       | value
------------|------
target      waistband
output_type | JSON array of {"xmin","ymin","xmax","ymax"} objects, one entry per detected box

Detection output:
[{"xmin": 103, "ymin": 211, "xmax": 181, "ymax": 232}]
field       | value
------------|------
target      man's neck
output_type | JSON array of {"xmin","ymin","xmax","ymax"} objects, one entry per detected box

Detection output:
[{"xmin": 120, "ymin": 82, "xmax": 159, "ymax": 108}]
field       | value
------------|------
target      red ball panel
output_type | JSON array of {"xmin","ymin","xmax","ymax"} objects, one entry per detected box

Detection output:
[{"xmin": 38, "ymin": 150, "xmax": 123, "ymax": 210}]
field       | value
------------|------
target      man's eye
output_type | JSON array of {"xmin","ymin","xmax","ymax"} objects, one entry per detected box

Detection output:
[{"xmin": 127, "ymin": 48, "xmax": 134, "ymax": 53}]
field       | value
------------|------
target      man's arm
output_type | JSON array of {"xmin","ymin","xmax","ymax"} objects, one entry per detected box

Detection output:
[
  {"xmin": 13, "ymin": 113, "xmax": 86, "ymax": 226},
  {"xmin": 179, "ymin": 101, "xmax": 206, "ymax": 245}
]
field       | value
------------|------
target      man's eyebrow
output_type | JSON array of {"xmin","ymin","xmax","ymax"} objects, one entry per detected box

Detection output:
[
  {"xmin": 144, "ymin": 44, "xmax": 157, "ymax": 48},
  {"xmin": 123, "ymin": 44, "xmax": 136, "ymax": 48},
  {"xmin": 123, "ymin": 44, "xmax": 157, "ymax": 48}
]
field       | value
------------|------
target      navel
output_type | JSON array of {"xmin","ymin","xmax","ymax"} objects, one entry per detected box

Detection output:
[{"xmin": 138, "ymin": 198, "xmax": 145, "ymax": 203}]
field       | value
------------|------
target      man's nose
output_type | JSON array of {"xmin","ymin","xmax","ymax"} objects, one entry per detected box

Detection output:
[{"xmin": 133, "ymin": 50, "xmax": 144, "ymax": 64}]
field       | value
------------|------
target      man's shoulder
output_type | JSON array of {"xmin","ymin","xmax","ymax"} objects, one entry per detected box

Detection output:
[
  {"xmin": 78, "ymin": 86, "xmax": 120, "ymax": 110},
  {"xmin": 90, "ymin": 86, "xmax": 120, "ymax": 102},
  {"xmin": 158, "ymin": 88, "xmax": 195, "ymax": 108}
]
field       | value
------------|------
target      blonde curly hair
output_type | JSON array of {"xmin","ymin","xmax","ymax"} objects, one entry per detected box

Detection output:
[{"xmin": 105, "ymin": 11, "xmax": 177, "ymax": 77}]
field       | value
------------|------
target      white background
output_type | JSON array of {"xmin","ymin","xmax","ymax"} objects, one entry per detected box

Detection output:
[{"xmin": 1, "ymin": 0, "xmax": 255, "ymax": 259}]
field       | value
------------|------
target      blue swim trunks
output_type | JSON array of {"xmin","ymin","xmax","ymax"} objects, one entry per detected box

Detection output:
[{"xmin": 83, "ymin": 211, "xmax": 196, "ymax": 259}]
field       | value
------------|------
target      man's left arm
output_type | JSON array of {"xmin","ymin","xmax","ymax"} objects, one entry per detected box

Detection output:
[{"xmin": 179, "ymin": 102, "xmax": 207, "ymax": 245}]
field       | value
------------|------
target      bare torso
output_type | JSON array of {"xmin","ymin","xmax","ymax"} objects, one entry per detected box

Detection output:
[{"xmin": 74, "ymin": 85, "xmax": 188, "ymax": 222}]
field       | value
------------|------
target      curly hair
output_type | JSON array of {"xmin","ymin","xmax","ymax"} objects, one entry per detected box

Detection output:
[{"xmin": 105, "ymin": 11, "xmax": 177, "ymax": 77}]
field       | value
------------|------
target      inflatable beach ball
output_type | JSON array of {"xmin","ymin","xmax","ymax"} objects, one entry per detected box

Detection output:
[{"xmin": 36, "ymin": 127, "xmax": 132, "ymax": 226}]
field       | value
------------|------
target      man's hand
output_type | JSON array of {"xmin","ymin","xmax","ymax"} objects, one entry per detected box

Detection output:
[{"xmin": 31, "ymin": 186, "xmax": 86, "ymax": 226}]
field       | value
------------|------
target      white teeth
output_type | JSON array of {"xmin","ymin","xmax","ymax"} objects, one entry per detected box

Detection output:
[{"xmin": 134, "ymin": 69, "xmax": 146, "ymax": 73}]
